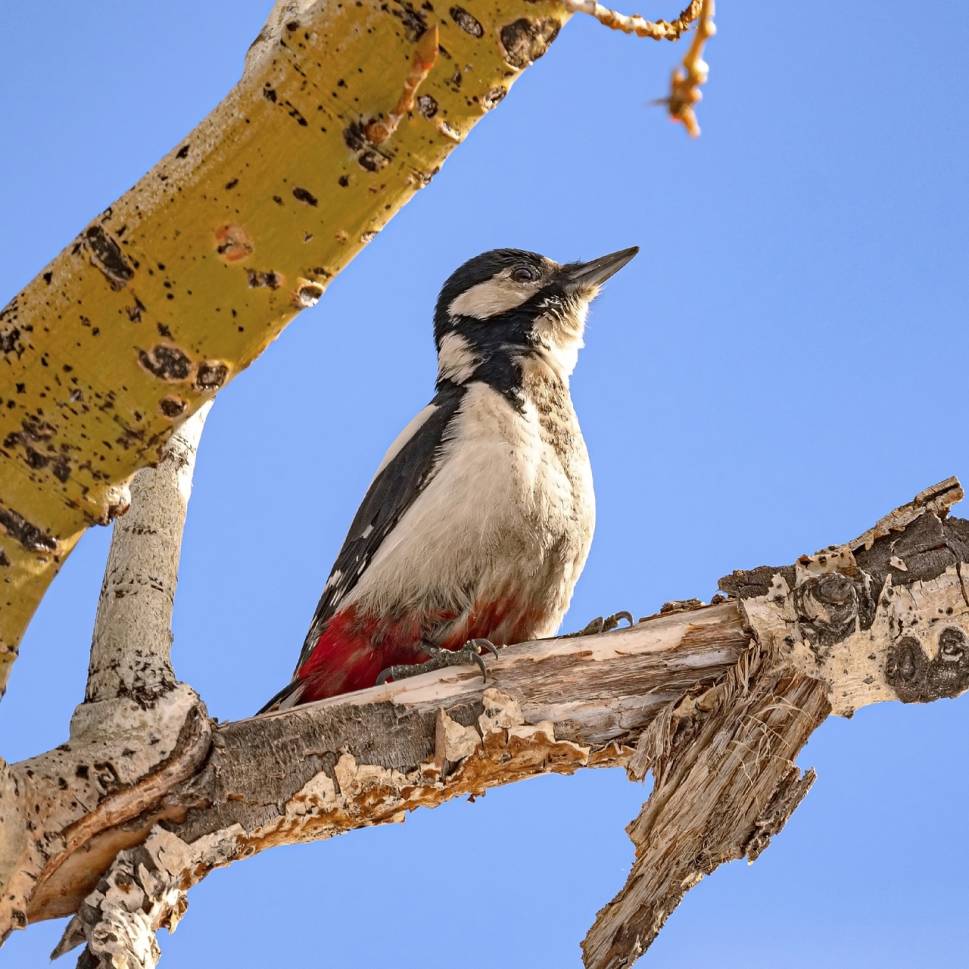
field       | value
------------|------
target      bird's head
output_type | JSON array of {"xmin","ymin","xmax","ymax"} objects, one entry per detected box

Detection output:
[{"xmin": 433, "ymin": 246, "xmax": 638, "ymax": 384}]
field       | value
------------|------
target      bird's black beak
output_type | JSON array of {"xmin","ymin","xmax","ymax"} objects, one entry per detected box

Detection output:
[{"xmin": 563, "ymin": 246, "xmax": 639, "ymax": 290}]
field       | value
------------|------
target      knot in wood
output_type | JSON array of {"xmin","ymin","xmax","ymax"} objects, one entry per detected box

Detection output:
[
  {"xmin": 885, "ymin": 628, "xmax": 969, "ymax": 703},
  {"xmin": 794, "ymin": 573, "xmax": 859, "ymax": 656}
]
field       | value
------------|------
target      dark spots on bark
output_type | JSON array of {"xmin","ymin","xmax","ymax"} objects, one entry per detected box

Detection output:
[
  {"xmin": 382, "ymin": 0, "xmax": 428, "ymax": 40},
  {"xmin": 358, "ymin": 150, "xmax": 383, "ymax": 172},
  {"xmin": 225, "ymin": 178, "xmax": 239, "ymax": 190},
  {"xmin": 83, "ymin": 225, "xmax": 134, "ymax": 290},
  {"xmin": 794, "ymin": 573, "xmax": 859, "ymax": 660},
  {"xmin": 51, "ymin": 455, "xmax": 71, "ymax": 482},
  {"xmin": 294, "ymin": 281, "xmax": 325, "ymax": 308},
  {"xmin": 160, "ymin": 396, "xmax": 187, "ymax": 418},
  {"xmin": 196, "ymin": 361, "xmax": 229, "ymax": 390},
  {"xmin": 450, "ymin": 6, "xmax": 483, "ymax": 36},
  {"xmin": 344, "ymin": 122, "xmax": 389, "ymax": 171},
  {"xmin": 856, "ymin": 513, "xmax": 968, "ymax": 600},
  {"xmin": 125, "ymin": 296, "xmax": 146, "ymax": 323},
  {"xmin": 292, "ymin": 186, "xmax": 318, "ymax": 206},
  {"xmin": 886, "ymin": 629, "xmax": 969, "ymax": 703},
  {"xmin": 719, "ymin": 565, "xmax": 796, "ymax": 600},
  {"xmin": 338, "ymin": 175, "xmax": 350, "ymax": 188},
  {"xmin": 723, "ymin": 516, "xmax": 969, "ymax": 624},
  {"xmin": 92, "ymin": 762, "xmax": 121, "ymax": 794},
  {"xmin": 417, "ymin": 94, "xmax": 438, "ymax": 118},
  {"xmin": 23, "ymin": 447, "xmax": 48, "ymax": 471},
  {"xmin": 263, "ymin": 85, "xmax": 278, "ymax": 103},
  {"xmin": 483, "ymin": 87, "xmax": 507, "ymax": 110},
  {"xmin": 43, "ymin": 271, "xmax": 53, "ymax": 285},
  {"xmin": 0, "ymin": 325, "xmax": 24, "ymax": 358},
  {"xmin": 246, "ymin": 269, "xmax": 281, "ymax": 289},
  {"xmin": 3, "ymin": 417, "xmax": 73, "ymax": 481},
  {"xmin": 272, "ymin": 195, "xmax": 283, "ymax": 205},
  {"xmin": 138, "ymin": 345, "xmax": 192, "ymax": 381},
  {"xmin": 0, "ymin": 549, "xmax": 8, "ymax": 566},
  {"xmin": 0, "ymin": 502, "xmax": 57, "ymax": 553},
  {"xmin": 499, "ymin": 18, "xmax": 560, "ymax": 69},
  {"xmin": 175, "ymin": 144, "xmax": 190, "ymax": 159},
  {"xmin": 344, "ymin": 120, "xmax": 367, "ymax": 151}
]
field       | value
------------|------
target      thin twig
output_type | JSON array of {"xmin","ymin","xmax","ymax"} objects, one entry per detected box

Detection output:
[
  {"xmin": 561, "ymin": 0, "xmax": 701, "ymax": 40},
  {"xmin": 664, "ymin": 0, "xmax": 716, "ymax": 136},
  {"xmin": 365, "ymin": 25, "xmax": 439, "ymax": 144},
  {"xmin": 561, "ymin": 0, "xmax": 716, "ymax": 136}
]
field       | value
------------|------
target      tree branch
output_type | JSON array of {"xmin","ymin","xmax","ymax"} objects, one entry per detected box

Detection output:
[
  {"xmin": 39, "ymin": 600, "xmax": 748, "ymax": 944},
  {"xmin": 86, "ymin": 403, "xmax": 211, "ymax": 704},
  {"xmin": 584, "ymin": 476, "xmax": 969, "ymax": 967},
  {"xmin": 582, "ymin": 660, "xmax": 828, "ymax": 967},
  {"xmin": 2, "ymin": 479, "xmax": 965, "ymax": 967},
  {"xmin": 0, "ymin": 412, "xmax": 213, "ymax": 955},
  {"xmin": 0, "ymin": 0, "xmax": 573, "ymax": 693}
]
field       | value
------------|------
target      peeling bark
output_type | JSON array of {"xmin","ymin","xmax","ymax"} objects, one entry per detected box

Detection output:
[
  {"xmin": 1, "ymin": 479, "xmax": 967, "ymax": 967},
  {"xmin": 583, "ymin": 659, "xmax": 828, "ymax": 968},
  {"xmin": 30, "ymin": 603, "xmax": 749, "ymax": 936},
  {"xmin": 720, "ymin": 477, "xmax": 969, "ymax": 715}
]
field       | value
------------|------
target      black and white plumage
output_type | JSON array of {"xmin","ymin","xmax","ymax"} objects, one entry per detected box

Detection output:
[{"xmin": 260, "ymin": 245, "xmax": 638, "ymax": 711}]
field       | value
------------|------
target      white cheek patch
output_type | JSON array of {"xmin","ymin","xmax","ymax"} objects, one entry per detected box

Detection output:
[
  {"xmin": 437, "ymin": 332, "xmax": 479, "ymax": 383},
  {"xmin": 448, "ymin": 274, "xmax": 539, "ymax": 319}
]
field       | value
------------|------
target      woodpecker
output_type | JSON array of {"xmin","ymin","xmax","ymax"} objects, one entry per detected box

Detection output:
[{"xmin": 259, "ymin": 245, "xmax": 638, "ymax": 712}]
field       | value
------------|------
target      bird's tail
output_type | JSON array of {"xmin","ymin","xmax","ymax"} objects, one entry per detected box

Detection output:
[{"xmin": 256, "ymin": 678, "xmax": 306, "ymax": 715}]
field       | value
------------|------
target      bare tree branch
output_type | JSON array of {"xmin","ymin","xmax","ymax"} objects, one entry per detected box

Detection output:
[
  {"xmin": 2, "ymin": 478, "xmax": 965, "ymax": 966},
  {"xmin": 583, "ymin": 661, "xmax": 828, "ymax": 967},
  {"xmin": 86, "ymin": 403, "xmax": 211, "ymax": 704},
  {"xmin": 46, "ymin": 404, "xmax": 212, "ymax": 967},
  {"xmin": 39, "ymin": 601, "xmax": 748, "ymax": 948},
  {"xmin": 0, "ymin": 412, "xmax": 213, "ymax": 955}
]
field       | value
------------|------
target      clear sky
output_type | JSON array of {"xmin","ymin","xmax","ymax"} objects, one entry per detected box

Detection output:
[{"xmin": 2, "ymin": 2, "xmax": 968, "ymax": 966}]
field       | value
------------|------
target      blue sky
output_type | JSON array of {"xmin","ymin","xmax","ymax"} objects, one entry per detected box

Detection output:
[{"xmin": 2, "ymin": 2, "xmax": 968, "ymax": 966}]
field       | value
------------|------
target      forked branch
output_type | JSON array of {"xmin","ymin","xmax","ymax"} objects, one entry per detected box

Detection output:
[{"xmin": 2, "ymin": 470, "xmax": 965, "ymax": 965}]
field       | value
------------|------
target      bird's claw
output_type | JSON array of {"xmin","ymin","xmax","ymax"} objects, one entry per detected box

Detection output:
[
  {"xmin": 376, "ymin": 639, "xmax": 500, "ymax": 686},
  {"xmin": 565, "ymin": 610, "xmax": 635, "ymax": 637}
]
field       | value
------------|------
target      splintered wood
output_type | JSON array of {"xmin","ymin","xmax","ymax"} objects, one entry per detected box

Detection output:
[
  {"xmin": 583, "ymin": 659, "xmax": 828, "ymax": 968},
  {"xmin": 3, "ymin": 480, "xmax": 968, "ymax": 968}
]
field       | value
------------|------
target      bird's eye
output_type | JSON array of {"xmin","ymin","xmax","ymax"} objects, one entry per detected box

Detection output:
[{"xmin": 510, "ymin": 266, "xmax": 539, "ymax": 283}]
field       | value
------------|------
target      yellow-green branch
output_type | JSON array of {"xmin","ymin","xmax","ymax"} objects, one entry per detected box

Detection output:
[{"xmin": 0, "ymin": 0, "xmax": 571, "ymax": 693}]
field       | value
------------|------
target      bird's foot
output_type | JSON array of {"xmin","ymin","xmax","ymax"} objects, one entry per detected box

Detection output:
[
  {"xmin": 376, "ymin": 639, "xmax": 500, "ymax": 686},
  {"xmin": 564, "ymin": 610, "xmax": 635, "ymax": 638}
]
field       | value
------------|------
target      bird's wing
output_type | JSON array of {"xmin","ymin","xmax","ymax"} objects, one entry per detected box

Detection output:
[{"xmin": 294, "ymin": 383, "xmax": 466, "ymax": 673}]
